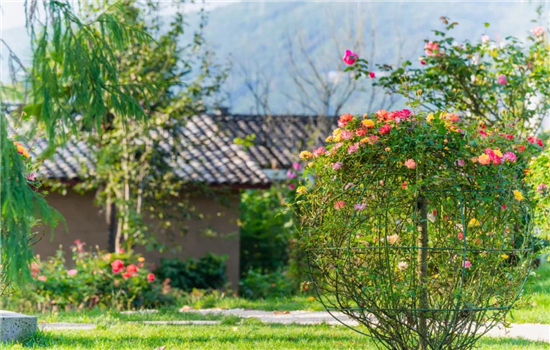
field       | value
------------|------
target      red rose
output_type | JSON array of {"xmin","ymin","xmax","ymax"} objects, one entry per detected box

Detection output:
[
  {"xmin": 379, "ymin": 124, "xmax": 392, "ymax": 135},
  {"xmin": 122, "ymin": 271, "xmax": 133, "ymax": 279},
  {"xmin": 147, "ymin": 273, "xmax": 155, "ymax": 282},
  {"xmin": 126, "ymin": 264, "xmax": 138, "ymax": 274},
  {"xmin": 111, "ymin": 259, "xmax": 124, "ymax": 273}
]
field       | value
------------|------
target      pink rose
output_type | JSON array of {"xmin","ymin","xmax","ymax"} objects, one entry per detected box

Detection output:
[
  {"xmin": 27, "ymin": 172, "xmax": 38, "ymax": 181},
  {"xmin": 292, "ymin": 162, "xmax": 301, "ymax": 171},
  {"xmin": 312, "ymin": 147, "xmax": 326, "ymax": 158},
  {"xmin": 334, "ymin": 200, "xmax": 345, "ymax": 210},
  {"xmin": 369, "ymin": 72, "xmax": 375, "ymax": 78},
  {"xmin": 497, "ymin": 75, "xmax": 507, "ymax": 85},
  {"xmin": 37, "ymin": 275, "xmax": 47, "ymax": 282},
  {"xmin": 404, "ymin": 159, "xmax": 416, "ymax": 169},
  {"xmin": 342, "ymin": 50, "xmax": 358, "ymax": 65},
  {"xmin": 286, "ymin": 169, "xmax": 297, "ymax": 179},
  {"xmin": 424, "ymin": 41, "xmax": 440, "ymax": 57},
  {"xmin": 332, "ymin": 162, "xmax": 343, "ymax": 170},
  {"xmin": 502, "ymin": 152, "xmax": 516, "ymax": 163},
  {"xmin": 67, "ymin": 269, "xmax": 78, "ymax": 276},
  {"xmin": 531, "ymin": 26, "xmax": 545, "ymax": 37},
  {"xmin": 340, "ymin": 130, "xmax": 354, "ymax": 140},
  {"xmin": 354, "ymin": 203, "xmax": 367, "ymax": 211},
  {"xmin": 347, "ymin": 143, "xmax": 359, "ymax": 154}
]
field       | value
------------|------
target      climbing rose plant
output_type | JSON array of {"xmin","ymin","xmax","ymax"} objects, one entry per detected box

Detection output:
[
  {"xmin": 295, "ymin": 109, "xmax": 539, "ymax": 350},
  {"xmin": 348, "ymin": 18, "xmax": 550, "ymax": 136}
]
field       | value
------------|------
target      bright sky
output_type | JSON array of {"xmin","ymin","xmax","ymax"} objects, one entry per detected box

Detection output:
[{"xmin": 0, "ymin": 1, "xmax": 234, "ymax": 31}]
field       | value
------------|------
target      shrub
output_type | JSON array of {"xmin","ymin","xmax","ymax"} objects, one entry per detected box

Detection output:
[
  {"xmin": 362, "ymin": 18, "xmax": 550, "ymax": 136},
  {"xmin": 295, "ymin": 109, "xmax": 539, "ymax": 350},
  {"xmin": 6, "ymin": 241, "xmax": 177, "ymax": 311},
  {"xmin": 239, "ymin": 185, "xmax": 296, "ymax": 274},
  {"xmin": 239, "ymin": 269, "xmax": 295, "ymax": 299},
  {"xmin": 154, "ymin": 253, "xmax": 227, "ymax": 292}
]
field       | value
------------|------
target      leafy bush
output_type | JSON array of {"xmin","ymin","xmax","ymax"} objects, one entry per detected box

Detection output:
[
  {"xmin": 154, "ymin": 253, "xmax": 227, "ymax": 292},
  {"xmin": 5, "ymin": 240, "xmax": 177, "ymax": 311},
  {"xmin": 362, "ymin": 18, "xmax": 550, "ymax": 136},
  {"xmin": 239, "ymin": 269, "xmax": 295, "ymax": 299},
  {"xmin": 295, "ymin": 108, "xmax": 540, "ymax": 350},
  {"xmin": 239, "ymin": 186, "xmax": 296, "ymax": 274}
]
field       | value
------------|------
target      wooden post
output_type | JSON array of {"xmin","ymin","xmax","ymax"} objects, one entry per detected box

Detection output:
[{"xmin": 417, "ymin": 193, "xmax": 429, "ymax": 350}]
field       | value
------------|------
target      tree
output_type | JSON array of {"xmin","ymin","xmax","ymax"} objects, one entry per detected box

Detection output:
[
  {"xmin": 72, "ymin": 0, "xmax": 224, "ymax": 253},
  {"xmin": 1, "ymin": 0, "xmax": 156, "ymax": 286},
  {"xmin": 370, "ymin": 17, "xmax": 550, "ymax": 136}
]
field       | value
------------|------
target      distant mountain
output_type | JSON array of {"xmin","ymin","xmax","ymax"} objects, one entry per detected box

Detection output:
[{"xmin": 2, "ymin": 1, "xmax": 547, "ymax": 115}]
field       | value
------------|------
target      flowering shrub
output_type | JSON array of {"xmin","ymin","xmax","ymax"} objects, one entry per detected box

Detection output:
[
  {"xmin": 347, "ymin": 18, "xmax": 550, "ymax": 136},
  {"xmin": 527, "ymin": 142, "xmax": 550, "ymax": 256},
  {"xmin": 295, "ymin": 109, "xmax": 538, "ymax": 350},
  {"xmin": 8, "ymin": 241, "xmax": 177, "ymax": 311}
]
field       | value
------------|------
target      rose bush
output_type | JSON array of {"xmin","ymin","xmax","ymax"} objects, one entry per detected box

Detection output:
[
  {"xmin": 6, "ymin": 241, "xmax": 177, "ymax": 311},
  {"xmin": 295, "ymin": 109, "xmax": 539, "ymax": 350}
]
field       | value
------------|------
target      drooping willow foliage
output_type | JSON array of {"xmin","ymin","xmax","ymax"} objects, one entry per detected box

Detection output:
[
  {"xmin": 295, "ymin": 110, "xmax": 538, "ymax": 350},
  {"xmin": 1, "ymin": 0, "xmax": 156, "ymax": 288}
]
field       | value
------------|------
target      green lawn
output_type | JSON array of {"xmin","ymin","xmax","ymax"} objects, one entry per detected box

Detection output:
[
  {"xmin": 2, "ymin": 321, "xmax": 549, "ymax": 350},
  {"xmin": 508, "ymin": 261, "xmax": 550, "ymax": 324}
]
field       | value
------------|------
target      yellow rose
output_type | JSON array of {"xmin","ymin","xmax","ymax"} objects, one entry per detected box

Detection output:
[
  {"xmin": 426, "ymin": 113, "xmax": 434, "ymax": 123},
  {"xmin": 362, "ymin": 119, "xmax": 375, "ymax": 129},
  {"xmin": 493, "ymin": 149, "xmax": 503, "ymax": 158},
  {"xmin": 296, "ymin": 186, "xmax": 307, "ymax": 195},
  {"xmin": 513, "ymin": 190, "xmax": 524, "ymax": 201},
  {"xmin": 299, "ymin": 151, "xmax": 313, "ymax": 159}
]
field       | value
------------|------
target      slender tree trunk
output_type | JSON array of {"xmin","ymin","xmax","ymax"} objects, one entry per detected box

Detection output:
[
  {"xmin": 106, "ymin": 199, "xmax": 118, "ymax": 253},
  {"xmin": 417, "ymin": 192, "xmax": 429, "ymax": 350}
]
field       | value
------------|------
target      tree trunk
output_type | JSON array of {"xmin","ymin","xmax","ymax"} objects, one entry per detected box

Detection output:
[{"xmin": 107, "ymin": 201, "xmax": 118, "ymax": 253}]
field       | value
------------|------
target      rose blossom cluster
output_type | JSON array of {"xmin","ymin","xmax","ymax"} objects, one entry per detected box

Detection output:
[{"xmin": 111, "ymin": 258, "xmax": 155, "ymax": 282}]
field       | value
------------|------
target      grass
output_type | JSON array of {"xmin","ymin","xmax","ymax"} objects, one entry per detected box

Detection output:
[
  {"xmin": 508, "ymin": 261, "xmax": 550, "ymax": 324},
  {"xmin": 2, "ymin": 263, "xmax": 548, "ymax": 349},
  {"xmin": 2, "ymin": 321, "xmax": 549, "ymax": 350}
]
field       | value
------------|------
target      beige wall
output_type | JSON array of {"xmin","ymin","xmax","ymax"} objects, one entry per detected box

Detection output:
[{"xmin": 33, "ymin": 190, "xmax": 241, "ymax": 290}]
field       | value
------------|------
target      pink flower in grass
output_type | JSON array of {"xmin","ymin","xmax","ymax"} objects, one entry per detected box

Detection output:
[
  {"xmin": 342, "ymin": 50, "xmax": 358, "ymax": 65},
  {"xmin": 354, "ymin": 203, "xmax": 367, "ymax": 211},
  {"xmin": 67, "ymin": 269, "xmax": 78, "ymax": 276},
  {"xmin": 537, "ymin": 183, "xmax": 547, "ymax": 193},
  {"xmin": 463, "ymin": 260, "xmax": 472, "ymax": 269},
  {"xmin": 37, "ymin": 275, "xmax": 47, "ymax": 282},
  {"xmin": 456, "ymin": 159, "xmax": 465, "ymax": 167},
  {"xmin": 27, "ymin": 172, "xmax": 38, "ymax": 181},
  {"xmin": 404, "ymin": 159, "xmax": 416, "ymax": 169},
  {"xmin": 332, "ymin": 162, "xmax": 344, "ymax": 170},
  {"xmin": 334, "ymin": 201, "xmax": 345, "ymax": 210},
  {"xmin": 289, "ymin": 183, "xmax": 296, "ymax": 190}
]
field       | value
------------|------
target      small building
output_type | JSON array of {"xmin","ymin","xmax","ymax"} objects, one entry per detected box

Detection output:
[{"xmin": 31, "ymin": 113, "xmax": 331, "ymax": 288}]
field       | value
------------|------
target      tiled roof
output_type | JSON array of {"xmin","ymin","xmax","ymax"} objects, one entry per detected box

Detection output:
[
  {"xmin": 214, "ymin": 114, "xmax": 336, "ymax": 169},
  {"xmin": 26, "ymin": 115, "xmax": 271, "ymax": 187}
]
